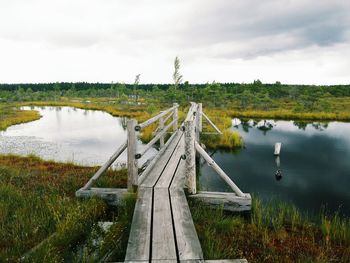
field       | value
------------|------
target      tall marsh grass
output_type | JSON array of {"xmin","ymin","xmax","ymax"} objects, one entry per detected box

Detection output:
[{"xmin": 190, "ymin": 197, "xmax": 350, "ymax": 263}]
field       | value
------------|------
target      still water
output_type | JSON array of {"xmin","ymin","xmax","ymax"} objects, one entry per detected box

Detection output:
[
  {"xmin": 0, "ymin": 106, "xmax": 156, "ymax": 168},
  {"xmin": 1, "ymin": 107, "xmax": 349, "ymax": 215},
  {"xmin": 199, "ymin": 119, "xmax": 350, "ymax": 216}
]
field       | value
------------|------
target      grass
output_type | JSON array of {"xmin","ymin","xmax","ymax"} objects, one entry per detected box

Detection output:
[
  {"xmin": 0, "ymin": 154, "xmax": 133, "ymax": 262},
  {"xmin": 190, "ymin": 197, "xmax": 350, "ymax": 263},
  {"xmin": 0, "ymin": 105, "xmax": 41, "ymax": 130}
]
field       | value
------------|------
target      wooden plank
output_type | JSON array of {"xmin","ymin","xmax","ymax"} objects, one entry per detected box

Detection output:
[
  {"xmin": 189, "ymin": 192, "xmax": 251, "ymax": 212},
  {"xmin": 155, "ymin": 134, "xmax": 184, "ymax": 188},
  {"xmin": 138, "ymin": 130, "xmax": 178, "ymax": 185},
  {"xmin": 152, "ymin": 188, "xmax": 177, "ymax": 261},
  {"xmin": 125, "ymin": 187, "xmax": 153, "ymax": 261},
  {"xmin": 169, "ymin": 150, "xmax": 186, "ymax": 190},
  {"xmin": 141, "ymin": 131, "xmax": 182, "ymax": 188},
  {"xmin": 170, "ymin": 188, "xmax": 204, "ymax": 261}
]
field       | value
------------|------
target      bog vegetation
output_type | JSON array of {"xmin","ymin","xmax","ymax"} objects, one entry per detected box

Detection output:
[
  {"xmin": 0, "ymin": 155, "xmax": 135, "ymax": 262},
  {"xmin": 1, "ymin": 71, "xmax": 350, "ymax": 261}
]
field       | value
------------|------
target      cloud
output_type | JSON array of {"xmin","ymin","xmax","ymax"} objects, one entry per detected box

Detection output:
[{"xmin": 0, "ymin": 0, "xmax": 349, "ymax": 84}]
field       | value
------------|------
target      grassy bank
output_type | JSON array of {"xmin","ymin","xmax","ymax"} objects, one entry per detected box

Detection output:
[
  {"xmin": 190, "ymin": 198, "xmax": 350, "ymax": 263},
  {"xmin": 0, "ymin": 105, "xmax": 41, "ymax": 130},
  {"xmin": 17, "ymin": 99, "xmax": 152, "ymax": 122},
  {"xmin": 0, "ymin": 154, "xmax": 134, "ymax": 262}
]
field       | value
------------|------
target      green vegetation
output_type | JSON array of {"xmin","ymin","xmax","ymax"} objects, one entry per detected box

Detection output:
[
  {"xmin": 1, "ymin": 80, "xmax": 350, "ymax": 122},
  {"xmin": 0, "ymin": 154, "xmax": 134, "ymax": 262},
  {"xmin": 0, "ymin": 105, "xmax": 41, "ymax": 130},
  {"xmin": 190, "ymin": 198, "xmax": 350, "ymax": 263}
]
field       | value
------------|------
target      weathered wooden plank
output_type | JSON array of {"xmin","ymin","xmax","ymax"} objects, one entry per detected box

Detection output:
[
  {"xmin": 189, "ymin": 192, "xmax": 251, "ymax": 212},
  {"xmin": 125, "ymin": 187, "xmax": 153, "ymax": 261},
  {"xmin": 138, "ymin": 131, "xmax": 178, "ymax": 185},
  {"xmin": 141, "ymin": 131, "xmax": 182, "ymax": 188},
  {"xmin": 152, "ymin": 188, "xmax": 177, "ymax": 261},
  {"xmin": 170, "ymin": 158, "xmax": 186, "ymax": 190},
  {"xmin": 155, "ymin": 134, "xmax": 184, "ymax": 188},
  {"xmin": 170, "ymin": 188, "xmax": 204, "ymax": 261}
]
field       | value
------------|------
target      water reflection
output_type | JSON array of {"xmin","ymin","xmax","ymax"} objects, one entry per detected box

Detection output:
[
  {"xmin": 199, "ymin": 118, "xmax": 350, "ymax": 216},
  {"xmin": 0, "ymin": 106, "xmax": 156, "ymax": 167}
]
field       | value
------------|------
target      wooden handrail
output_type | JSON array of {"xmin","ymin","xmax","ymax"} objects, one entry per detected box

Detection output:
[
  {"xmin": 137, "ymin": 105, "xmax": 178, "ymax": 130},
  {"xmin": 137, "ymin": 119, "xmax": 176, "ymax": 158}
]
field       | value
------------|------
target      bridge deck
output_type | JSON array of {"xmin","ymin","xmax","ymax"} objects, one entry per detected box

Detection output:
[{"xmin": 125, "ymin": 130, "xmax": 203, "ymax": 262}]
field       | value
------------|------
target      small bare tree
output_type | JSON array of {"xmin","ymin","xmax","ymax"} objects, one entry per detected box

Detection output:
[
  {"xmin": 133, "ymin": 74, "xmax": 141, "ymax": 103},
  {"xmin": 173, "ymin": 56, "xmax": 183, "ymax": 90}
]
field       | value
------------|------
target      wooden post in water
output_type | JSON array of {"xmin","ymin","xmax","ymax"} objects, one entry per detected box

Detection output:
[
  {"xmin": 184, "ymin": 120, "xmax": 196, "ymax": 194},
  {"xmin": 274, "ymin": 142, "xmax": 282, "ymax": 156},
  {"xmin": 127, "ymin": 119, "xmax": 138, "ymax": 192},
  {"xmin": 173, "ymin": 103, "xmax": 178, "ymax": 131},
  {"xmin": 159, "ymin": 115, "xmax": 165, "ymax": 148}
]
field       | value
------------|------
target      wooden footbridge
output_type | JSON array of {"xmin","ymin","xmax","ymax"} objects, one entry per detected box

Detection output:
[{"xmin": 76, "ymin": 102, "xmax": 251, "ymax": 262}]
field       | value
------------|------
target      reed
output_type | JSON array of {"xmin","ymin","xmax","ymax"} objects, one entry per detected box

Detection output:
[{"xmin": 190, "ymin": 197, "xmax": 350, "ymax": 263}]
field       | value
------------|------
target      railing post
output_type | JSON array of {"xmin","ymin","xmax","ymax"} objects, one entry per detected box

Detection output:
[
  {"xmin": 184, "ymin": 120, "xmax": 196, "ymax": 194},
  {"xmin": 173, "ymin": 103, "xmax": 178, "ymax": 131},
  {"xmin": 127, "ymin": 119, "xmax": 138, "ymax": 192},
  {"xmin": 195, "ymin": 105, "xmax": 200, "ymax": 142},
  {"xmin": 198, "ymin": 103, "xmax": 202, "ymax": 132},
  {"xmin": 159, "ymin": 116, "xmax": 165, "ymax": 148}
]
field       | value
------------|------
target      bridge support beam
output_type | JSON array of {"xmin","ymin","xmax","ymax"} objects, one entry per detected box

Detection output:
[
  {"xmin": 127, "ymin": 119, "xmax": 138, "ymax": 192},
  {"xmin": 184, "ymin": 120, "xmax": 196, "ymax": 194}
]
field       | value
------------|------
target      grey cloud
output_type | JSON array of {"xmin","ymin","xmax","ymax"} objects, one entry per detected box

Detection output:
[{"xmin": 181, "ymin": 0, "xmax": 350, "ymax": 59}]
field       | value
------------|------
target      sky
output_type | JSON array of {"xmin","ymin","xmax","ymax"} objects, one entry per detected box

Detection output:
[{"xmin": 0, "ymin": 0, "xmax": 349, "ymax": 85}]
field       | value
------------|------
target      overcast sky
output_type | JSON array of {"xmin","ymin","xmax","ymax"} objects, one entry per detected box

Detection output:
[{"xmin": 0, "ymin": 0, "xmax": 349, "ymax": 84}]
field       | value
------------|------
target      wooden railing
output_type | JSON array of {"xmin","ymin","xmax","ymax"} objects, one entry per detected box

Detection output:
[
  {"xmin": 80, "ymin": 103, "xmax": 179, "ymax": 192},
  {"xmin": 79, "ymin": 101, "xmax": 248, "ymax": 202},
  {"xmin": 183, "ymin": 102, "xmax": 247, "ymax": 198}
]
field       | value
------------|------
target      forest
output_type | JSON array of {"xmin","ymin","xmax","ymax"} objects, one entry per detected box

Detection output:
[{"xmin": 1, "ymin": 81, "xmax": 350, "ymax": 112}]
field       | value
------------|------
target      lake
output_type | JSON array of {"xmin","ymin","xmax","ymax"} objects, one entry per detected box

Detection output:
[
  {"xmin": 199, "ymin": 119, "xmax": 350, "ymax": 216},
  {"xmin": 1, "ymin": 107, "xmax": 349, "ymax": 216},
  {"xmin": 0, "ymin": 106, "xmax": 156, "ymax": 168}
]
